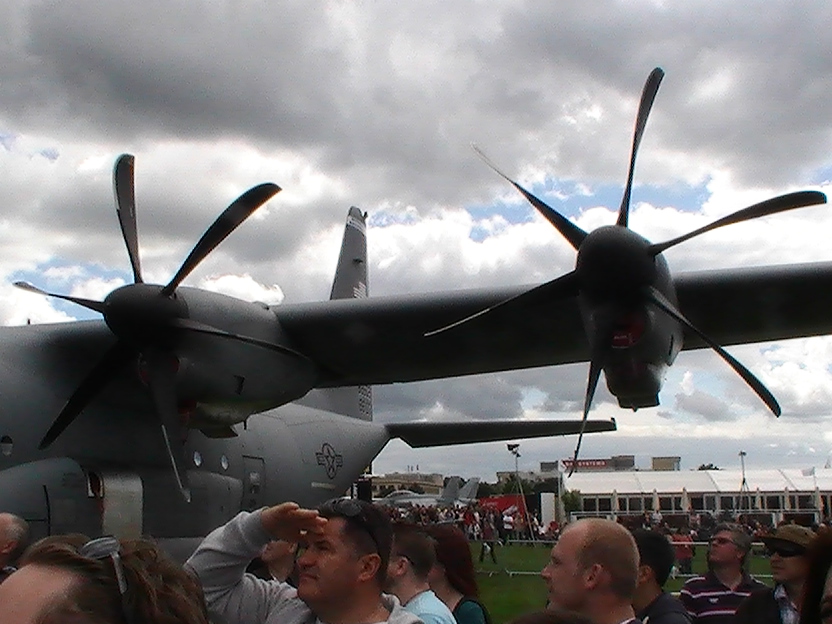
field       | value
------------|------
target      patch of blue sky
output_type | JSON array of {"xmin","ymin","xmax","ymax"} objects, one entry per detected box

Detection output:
[
  {"xmin": 466, "ymin": 198, "xmax": 535, "ymax": 225},
  {"xmin": 466, "ymin": 177, "xmax": 711, "ymax": 227},
  {"xmin": 809, "ymin": 165, "xmax": 832, "ymax": 186},
  {"xmin": 39, "ymin": 147, "xmax": 59, "ymax": 161},
  {"xmin": 0, "ymin": 131, "xmax": 17, "ymax": 151},
  {"xmin": 367, "ymin": 209, "xmax": 421, "ymax": 228},
  {"xmin": 12, "ymin": 260, "xmax": 131, "ymax": 322}
]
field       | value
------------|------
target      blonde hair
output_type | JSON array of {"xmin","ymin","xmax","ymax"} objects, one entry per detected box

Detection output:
[{"xmin": 569, "ymin": 519, "xmax": 639, "ymax": 599}]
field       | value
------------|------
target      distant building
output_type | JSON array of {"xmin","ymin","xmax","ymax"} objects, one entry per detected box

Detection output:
[
  {"xmin": 560, "ymin": 455, "xmax": 635, "ymax": 473},
  {"xmin": 652, "ymin": 456, "xmax": 681, "ymax": 471},
  {"xmin": 496, "ymin": 470, "xmax": 550, "ymax": 484},
  {"xmin": 563, "ymin": 467, "xmax": 832, "ymax": 524},
  {"xmin": 539, "ymin": 461, "xmax": 559, "ymax": 473}
]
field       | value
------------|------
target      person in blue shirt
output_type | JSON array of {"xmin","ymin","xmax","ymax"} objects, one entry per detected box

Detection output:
[{"xmin": 386, "ymin": 523, "xmax": 456, "ymax": 624}]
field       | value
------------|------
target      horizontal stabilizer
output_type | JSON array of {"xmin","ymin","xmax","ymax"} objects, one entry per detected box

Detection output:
[{"xmin": 385, "ymin": 419, "xmax": 616, "ymax": 448}]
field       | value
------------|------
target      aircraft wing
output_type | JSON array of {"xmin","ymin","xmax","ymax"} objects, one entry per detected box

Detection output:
[
  {"xmin": 277, "ymin": 262, "xmax": 832, "ymax": 387},
  {"xmin": 385, "ymin": 418, "xmax": 617, "ymax": 447}
]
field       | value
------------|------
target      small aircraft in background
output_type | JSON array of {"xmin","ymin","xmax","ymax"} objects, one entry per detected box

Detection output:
[
  {"xmin": 376, "ymin": 476, "xmax": 461, "ymax": 508},
  {"xmin": 456, "ymin": 477, "xmax": 481, "ymax": 505},
  {"xmin": 376, "ymin": 476, "xmax": 481, "ymax": 508}
]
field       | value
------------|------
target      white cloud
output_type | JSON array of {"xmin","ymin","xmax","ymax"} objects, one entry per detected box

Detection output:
[{"xmin": 198, "ymin": 274, "xmax": 284, "ymax": 305}]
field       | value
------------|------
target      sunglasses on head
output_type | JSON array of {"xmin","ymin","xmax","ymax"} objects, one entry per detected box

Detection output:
[
  {"xmin": 318, "ymin": 498, "xmax": 380, "ymax": 554},
  {"xmin": 710, "ymin": 536, "xmax": 736, "ymax": 546},
  {"xmin": 767, "ymin": 544, "xmax": 805, "ymax": 558},
  {"xmin": 79, "ymin": 536, "xmax": 134, "ymax": 624}
]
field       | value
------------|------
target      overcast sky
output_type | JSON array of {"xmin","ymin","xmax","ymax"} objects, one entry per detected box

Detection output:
[{"xmin": 2, "ymin": 1, "xmax": 832, "ymax": 482}]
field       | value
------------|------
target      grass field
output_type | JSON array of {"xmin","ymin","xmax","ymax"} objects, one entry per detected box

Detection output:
[{"xmin": 471, "ymin": 542, "xmax": 774, "ymax": 624}]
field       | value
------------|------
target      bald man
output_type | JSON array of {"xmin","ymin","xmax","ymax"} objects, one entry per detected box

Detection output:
[
  {"xmin": 0, "ymin": 513, "xmax": 29, "ymax": 583},
  {"xmin": 542, "ymin": 518, "xmax": 639, "ymax": 624}
]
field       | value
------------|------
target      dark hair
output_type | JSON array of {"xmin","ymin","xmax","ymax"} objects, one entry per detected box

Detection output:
[
  {"xmin": 19, "ymin": 534, "xmax": 209, "ymax": 624},
  {"xmin": 632, "ymin": 529, "xmax": 675, "ymax": 587},
  {"xmin": 509, "ymin": 608, "xmax": 594, "ymax": 624},
  {"xmin": 392, "ymin": 523, "xmax": 435, "ymax": 580},
  {"xmin": 318, "ymin": 499, "xmax": 392, "ymax": 584},
  {"xmin": 799, "ymin": 527, "xmax": 832, "ymax": 624},
  {"xmin": 426, "ymin": 524, "xmax": 479, "ymax": 598}
]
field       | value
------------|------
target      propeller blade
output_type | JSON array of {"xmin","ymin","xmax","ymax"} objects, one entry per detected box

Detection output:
[
  {"xmin": 14, "ymin": 281, "xmax": 106, "ymax": 314},
  {"xmin": 650, "ymin": 190, "xmax": 827, "ymax": 255},
  {"xmin": 39, "ymin": 341, "xmax": 135, "ymax": 449},
  {"xmin": 144, "ymin": 350, "xmax": 191, "ymax": 503},
  {"xmin": 171, "ymin": 318, "xmax": 312, "ymax": 360},
  {"xmin": 645, "ymin": 286, "xmax": 781, "ymax": 416},
  {"xmin": 617, "ymin": 68, "xmax": 664, "ymax": 228},
  {"xmin": 567, "ymin": 335, "xmax": 607, "ymax": 477},
  {"xmin": 425, "ymin": 271, "xmax": 579, "ymax": 337},
  {"xmin": 473, "ymin": 145, "xmax": 588, "ymax": 251},
  {"xmin": 161, "ymin": 183, "xmax": 282, "ymax": 296},
  {"xmin": 113, "ymin": 154, "xmax": 143, "ymax": 284}
]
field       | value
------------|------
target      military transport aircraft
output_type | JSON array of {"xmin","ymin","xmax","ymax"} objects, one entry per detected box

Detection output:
[
  {"xmin": 1, "ymin": 67, "xmax": 832, "ymax": 552},
  {"xmin": 0, "ymin": 162, "xmax": 615, "ymax": 553}
]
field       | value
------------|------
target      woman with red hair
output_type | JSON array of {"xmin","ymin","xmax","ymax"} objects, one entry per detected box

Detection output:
[{"xmin": 426, "ymin": 524, "xmax": 491, "ymax": 624}]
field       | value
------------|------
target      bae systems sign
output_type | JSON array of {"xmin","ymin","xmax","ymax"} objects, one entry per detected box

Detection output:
[{"xmin": 560, "ymin": 458, "xmax": 611, "ymax": 471}]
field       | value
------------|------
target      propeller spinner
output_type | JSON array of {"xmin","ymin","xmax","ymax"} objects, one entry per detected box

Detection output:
[
  {"xmin": 431, "ymin": 68, "xmax": 827, "ymax": 474},
  {"xmin": 16, "ymin": 155, "xmax": 281, "ymax": 501}
]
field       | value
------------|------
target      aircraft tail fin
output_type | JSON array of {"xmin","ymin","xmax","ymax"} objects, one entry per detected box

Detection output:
[
  {"xmin": 329, "ymin": 206, "xmax": 369, "ymax": 300},
  {"xmin": 296, "ymin": 207, "xmax": 373, "ymax": 421},
  {"xmin": 458, "ymin": 477, "xmax": 480, "ymax": 502},
  {"xmin": 438, "ymin": 476, "xmax": 462, "ymax": 504}
]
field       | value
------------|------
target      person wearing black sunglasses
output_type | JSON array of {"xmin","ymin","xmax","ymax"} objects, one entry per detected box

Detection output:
[
  {"xmin": 187, "ymin": 499, "xmax": 423, "ymax": 624},
  {"xmin": 735, "ymin": 524, "xmax": 815, "ymax": 624}
]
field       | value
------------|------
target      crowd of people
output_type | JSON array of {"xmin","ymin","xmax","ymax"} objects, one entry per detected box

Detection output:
[{"xmin": 3, "ymin": 502, "xmax": 832, "ymax": 624}]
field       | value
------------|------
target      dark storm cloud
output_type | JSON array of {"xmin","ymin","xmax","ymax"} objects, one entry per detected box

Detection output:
[
  {"xmin": 8, "ymin": 2, "xmax": 343, "ymax": 145},
  {"xmin": 488, "ymin": 1, "xmax": 832, "ymax": 188},
  {"xmin": 3, "ymin": 0, "xmax": 828, "ymax": 219}
]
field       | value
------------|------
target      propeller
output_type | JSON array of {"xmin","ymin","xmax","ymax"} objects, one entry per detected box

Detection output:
[
  {"xmin": 16, "ymin": 154, "xmax": 281, "ymax": 501},
  {"xmin": 617, "ymin": 67, "xmax": 664, "ymax": 228},
  {"xmin": 433, "ymin": 67, "xmax": 826, "ymax": 468}
]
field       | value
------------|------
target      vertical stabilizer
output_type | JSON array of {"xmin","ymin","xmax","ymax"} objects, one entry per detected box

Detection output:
[
  {"xmin": 438, "ymin": 476, "xmax": 462, "ymax": 505},
  {"xmin": 296, "ymin": 207, "xmax": 373, "ymax": 420},
  {"xmin": 458, "ymin": 477, "xmax": 480, "ymax": 502},
  {"xmin": 330, "ymin": 206, "xmax": 368, "ymax": 300}
]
